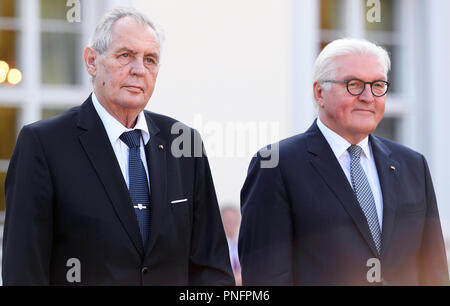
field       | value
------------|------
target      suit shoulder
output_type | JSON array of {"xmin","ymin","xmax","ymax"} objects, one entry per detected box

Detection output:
[
  {"xmin": 13, "ymin": 106, "xmax": 81, "ymax": 155},
  {"xmin": 145, "ymin": 111, "xmax": 197, "ymax": 136},
  {"xmin": 373, "ymin": 135, "xmax": 424, "ymax": 159},
  {"xmin": 279, "ymin": 132, "xmax": 310, "ymax": 151},
  {"xmin": 145, "ymin": 111, "xmax": 193, "ymax": 128},
  {"xmin": 256, "ymin": 132, "xmax": 308, "ymax": 157}
]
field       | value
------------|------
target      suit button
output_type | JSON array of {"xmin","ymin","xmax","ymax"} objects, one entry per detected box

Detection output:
[{"xmin": 142, "ymin": 267, "xmax": 149, "ymax": 274}]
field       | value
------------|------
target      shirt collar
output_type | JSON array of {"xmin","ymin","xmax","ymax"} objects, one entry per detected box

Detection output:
[
  {"xmin": 316, "ymin": 116, "xmax": 371, "ymax": 160},
  {"xmin": 91, "ymin": 92, "xmax": 150, "ymax": 145}
]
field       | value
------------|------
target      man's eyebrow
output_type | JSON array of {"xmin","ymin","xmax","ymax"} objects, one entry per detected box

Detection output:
[
  {"xmin": 145, "ymin": 52, "xmax": 159, "ymax": 58},
  {"xmin": 115, "ymin": 47, "xmax": 134, "ymax": 54},
  {"xmin": 343, "ymin": 75, "xmax": 387, "ymax": 81}
]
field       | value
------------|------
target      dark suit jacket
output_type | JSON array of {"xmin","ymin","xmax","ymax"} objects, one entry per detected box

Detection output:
[
  {"xmin": 239, "ymin": 121, "xmax": 449, "ymax": 285},
  {"xmin": 2, "ymin": 95, "xmax": 234, "ymax": 285}
]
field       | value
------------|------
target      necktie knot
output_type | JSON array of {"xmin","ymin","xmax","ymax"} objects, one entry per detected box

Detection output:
[
  {"xmin": 120, "ymin": 130, "xmax": 141, "ymax": 148},
  {"xmin": 348, "ymin": 145, "xmax": 363, "ymax": 161}
]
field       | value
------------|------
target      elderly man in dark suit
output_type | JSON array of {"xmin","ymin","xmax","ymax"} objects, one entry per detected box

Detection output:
[
  {"xmin": 238, "ymin": 38, "xmax": 449, "ymax": 285},
  {"xmin": 2, "ymin": 6, "xmax": 234, "ymax": 285}
]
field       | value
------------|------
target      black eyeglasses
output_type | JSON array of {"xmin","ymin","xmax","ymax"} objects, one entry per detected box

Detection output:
[{"xmin": 321, "ymin": 79, "xmax": 390, "ymax": 97}]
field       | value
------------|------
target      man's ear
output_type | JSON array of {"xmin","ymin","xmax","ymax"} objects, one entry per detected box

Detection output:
[
  {"xmin": 313, "ymin": 81, "xmax": 325, "ymax": 108},
  {"xmin": 83, "ymin": 47, "xmax": 99, "ymax": 78}
]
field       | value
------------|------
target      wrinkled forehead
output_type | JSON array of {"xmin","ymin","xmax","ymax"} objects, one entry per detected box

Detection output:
[
  {"xmin": 333, "ymin": 54, "xmax": 387, "ymax": 80},
  {"xmin": 109, "ymin": 17, "xmax": 160, "ymax": 52}
]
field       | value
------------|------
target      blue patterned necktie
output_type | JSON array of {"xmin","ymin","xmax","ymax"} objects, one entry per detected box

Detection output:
[
  {"xmin": 348, "ymin": 145, "xmax": 382, "ymax": 255},
  {"xmin": 120, "ymin": 130, "xmax": 150, "ymax": 251}
]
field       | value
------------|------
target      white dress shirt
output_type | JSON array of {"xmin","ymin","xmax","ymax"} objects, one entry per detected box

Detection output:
[
  {"xmin": 316, "ymin": 117, "xmax": 383, "ymax": 230},
  {"xmin": 91, "ymin": 92, "xmax": 150, "ymax": 190}
]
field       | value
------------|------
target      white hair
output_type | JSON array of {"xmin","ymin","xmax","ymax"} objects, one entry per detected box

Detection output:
[
  {"xmin": 313, "ymin": 38, "xmax": 391, "ymax": 90},
  {"xmin": 88, "ymin": 6, "xmax": 164, "ymax": 58}
]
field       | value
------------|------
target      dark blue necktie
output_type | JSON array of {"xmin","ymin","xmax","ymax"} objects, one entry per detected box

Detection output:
[
  {"xmin": 348, "ymin": 145, "xmax": 382, "ymax": 255},
  {"xmin": 120, "ymin": 130, "xmax": 150, "ymax": 251}
]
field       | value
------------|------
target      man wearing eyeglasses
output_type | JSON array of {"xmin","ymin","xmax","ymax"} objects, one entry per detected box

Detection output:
[{"xmin": 238, "ymin": 38, "xmax": 449, "ymax": 285}]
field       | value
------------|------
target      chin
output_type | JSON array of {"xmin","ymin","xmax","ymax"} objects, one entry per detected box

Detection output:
[
  {"xmin": 117, "ymin": 95, "xmax": 148, "ymax": 109},
  {"xmin": 354, "ymin": 126, "xmax": 376, "ymax": 137}
]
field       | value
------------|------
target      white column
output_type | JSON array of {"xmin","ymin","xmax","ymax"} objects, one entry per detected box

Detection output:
[
  {"xmin": 345, "ymin": 0, "xmax": 365, "ymax": 38},
  {"xmin": 80, "ymin": 1, "xmax": 98, "ymax": 89},
  {"xmin": 20, "ymin": 0, "xmax": 41, "ymax": 125},
  {"xmin": 398, "ymin": 0, "xmax": 419, "ymax": 151},
  {"xmin": 292, "ymin": 0, "xmax": 319, "ymax": 133},
  {"xmin": 427, "ymin": 0, "xmax": 450, "ymax": 241}
]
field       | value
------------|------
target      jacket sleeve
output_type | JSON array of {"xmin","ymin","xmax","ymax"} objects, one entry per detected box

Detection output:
[
  {"xmin": 2, "ymin": 125, "xmax": 54, "ymax": 285},
  {"xmin": 238, "ymin": 149, "xmax": 293, "ymax": 285},
  {"xmin": 418, "ymin": 155, "xmax": 450, "ymax": 285},
  {"xmin": 187, "ymin": 130, "xmax": 235, "ymax": 285}
]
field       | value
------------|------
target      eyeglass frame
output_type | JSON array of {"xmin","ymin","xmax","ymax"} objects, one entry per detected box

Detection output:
[{"xmin": 320, "ymin": 79, "xmax": 391, "ymax": 97}]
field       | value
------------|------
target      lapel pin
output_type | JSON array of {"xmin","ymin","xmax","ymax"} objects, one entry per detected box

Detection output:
[
  {"xmin": 390, "ymin": 165, "xmax": 396, "ymax": 171},
  {"xmin": 158, "ymin": 144, "xmax": 164, "ymax": 150}
]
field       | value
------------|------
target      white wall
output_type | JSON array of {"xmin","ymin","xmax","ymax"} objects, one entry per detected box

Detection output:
[
  {"xmin": 131, "ymin": 0, "xmax": 294, "ymax": 206},
  {"xmin": 427, "ymin": 0, "xmax": 450, "ymax": 244}
]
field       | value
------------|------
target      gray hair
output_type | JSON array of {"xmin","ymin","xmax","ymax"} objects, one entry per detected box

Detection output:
[
  {"xmin": 89, "ymin": 6, "xmax": 164, "ymax": 57},
  {"xmin": 313, "ymin": 38, "xmax": 391, "ymax": 90}
]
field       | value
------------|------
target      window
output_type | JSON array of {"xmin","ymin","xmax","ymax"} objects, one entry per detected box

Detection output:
[
  {"xmin": 41, "ymin": 0, "xmax": 69, "ymax": 19},
  {"xmin": 0, "ymin": 30, "xmax": 17, "ymax": 68},
  {"xmin": 320, "ymin": 0, "xmax": 344, "ymax": 31},
  {"xmin": 0, "ymin": 0, "xmax": 16, "ymax": 17},
  {"xmin": 0, "ymin": 0, "xmax": 20, "ymax": 87},
  {"xmin": 319, "ymin": 0, "xmax": 345, "ymax": 48},
  {"xmin": 41, "ymin": 32, "xmax": 80, "ymax": 84},
  {"xmin": 40, "ymin": 0, "xmax": 82, "ymax": 85},
  {"xmin": 0, "ymin": 106, "xmax": 18, "ymax": 211}
]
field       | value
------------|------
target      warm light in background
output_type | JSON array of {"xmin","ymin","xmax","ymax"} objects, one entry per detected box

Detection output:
[
  {"xmin": 0, "ymin": 60, "xmax": 9, "ymax": 72},
  {"xmin": 7, "ymin": 68, "xmax": 22, "ymax": 85},
  {"xmin": 0, "ymin": 60, "xmax": 9, "ymax": 84},
  {"xmin": 0, "ymin": 60, "xmax": 22, "ymax": 85},
  {"xmin": 0, "ymin": 70, "xmax": 7, "ymax": 83}
]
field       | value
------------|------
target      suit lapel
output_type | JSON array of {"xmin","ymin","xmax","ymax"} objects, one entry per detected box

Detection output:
[
  {"xmin": 143, "ymin": 112, "xmax": 168, "ymax": 256},
  {"xmin": 77, "ymin": 97, "xmax": 145, "ymax": 257},
  {"xmin": 370, "ymin": 135, "xmax": 399, "ymax": 259},
  {"xmin": 306, "ymin": 122, "xmax": 380, "ymax": 257}
]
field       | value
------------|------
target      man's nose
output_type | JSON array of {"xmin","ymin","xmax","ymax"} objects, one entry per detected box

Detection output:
[
  {"xmin": 129, "ymin": 58, "xmax": 146, "ymax": 76},
  {"xmin": 359, "ymin": 83, "xmax": 375, "ymax": 102}
]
